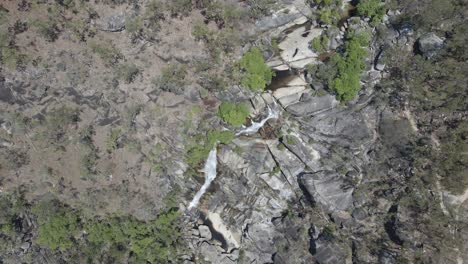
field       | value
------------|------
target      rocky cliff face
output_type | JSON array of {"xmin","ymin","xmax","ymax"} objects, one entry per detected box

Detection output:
[{"xmin": 0, "ymin": 0, "xmax": 466, "ymax": 263}]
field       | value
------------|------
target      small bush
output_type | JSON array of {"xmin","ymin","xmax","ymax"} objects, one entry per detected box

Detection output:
[
  {"xmin": 192, "ymin": 21, "xmax": 212, "ymax": 41},
  {"xmin": 106, "ymin": 128, "xmax": 121, "ymax": 153},
  {"xmin": 132, "ymin": 0, "xmax": 165, "ymax": 41},
  {"xmin": 204, "ymin": 2, "xmax": 244, "ymax": 28},
  {"xmin": 153, "ymin": 63, "xmax": 187, "ymax": 94},
  {"xmin": 90, "ymin": 40, "xmax": 122, "ymax": 65},
  {"xmin": 218, "ymin": 102, "xmax": 250, "ymax": 127},
  {"xmin": 1, "ymin": 47, "xmax": 28, "ymax": 70},
  {"xmin": 32, "ymin": 19, "xmax": 61, "ymax": 42},
  {"xmin": 117, "ymin": 63, "xmax": 140, "ymax": 83},
  {"xmin": 247, "ymin": 0, "xmax": 278, "ymax": 18},
  {"xmin": 239, "ymin": 47, "xmax": 274, "ymax": 92},
  {"xmin": 167, "ymin": 0, "xmax": 192, "ymax": 17},
  {"xmin": 317, "ymin": 8, "xmax": 340, "ymax": 25},
  {"xmin": 311, "ymin": 35, "xmax": 329, "ymax": 52}
]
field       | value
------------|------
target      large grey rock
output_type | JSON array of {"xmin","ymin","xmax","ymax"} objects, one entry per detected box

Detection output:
[
  {"xmin": 299, "ymin": 171, "xmax": 354, "ymax": 212},
  {"xmin": 255, "ymin": 0, "xmax": 312, "ymax": 33},
  {"xmin": 418, "ymin": 33, "xmax": 444, "ymax": 58},
  {"xmin": 198, "ymin": 225, "xmax": 212, "ymax": 240},
  {"xmin": 313, "ymin": 237, "xmax": 350, "ymax": 264},
  {"xmin": 286, "ymin": 94, "xmax": 338, "ymax": 116},
  {"xmin": 325, "ymin": 27, "xmax": 342, "ymax": 50},
  {"xmin": 302, "ymin": 107, "xmax": 376, "ymax": 148},
  {"xmin": 100, "ymin": 13, "xmax": 126, "ymax": 32},
  {"xmin": 278, "ymin": 26, "xmax": 322, "ymax": 68}
]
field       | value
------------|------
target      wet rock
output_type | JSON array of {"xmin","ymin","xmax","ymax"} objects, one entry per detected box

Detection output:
[
  {"xmin": 100, "ymin": 13, "xmax": 126, "ymax": 32},
  {"xmin": 417, "ymin": 33, "xmax": 444, "ymax": 58},
  {"xmin": 286, "ymin": 94, "xmax": 338, "ymax": 116},
  {"xmin": 299, "ymin": 171, "xmax": 354, "ymax": 212}
]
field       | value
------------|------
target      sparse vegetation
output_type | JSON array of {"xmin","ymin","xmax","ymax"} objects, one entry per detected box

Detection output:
[
  {"xmin": 117, "ymin": 63, "xmax": 140, "ymax": 83},
  {"xmin": 218, "ymin": 102, "xmax": 250, "ymax": 127},
  {"xmin": 167, "ymin": 0, "xmax": 192, "ymax": 17},
  {"xmin": 32, "ymin": 19, "xmax": 61, "ymax": 42},
  {"xmin": 186, "ymin": 130, "xmax": 234, "ymax": 170},
  {"xmin": 106, "ymin": 128, "xmax": 121, "ymax": 153},
  {"xmin": 153, "ymin": 63, "xmax": 188, "ymax": 94},
  {"xmin": 89, "ymin": 40, "xmax": 123, "ymax": 65}
]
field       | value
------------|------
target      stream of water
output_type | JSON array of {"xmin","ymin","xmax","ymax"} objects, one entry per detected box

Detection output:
[
  {"xmin": 236, "ymin": 106, "xmax": 279, "ymax": 136},
  {"xmin": 187, "ymin": 102, "xmax": 279, "ymax": 210},
  {"xmin": 187, "ymin": 146, "xmax": 218, "ymax": 209}
]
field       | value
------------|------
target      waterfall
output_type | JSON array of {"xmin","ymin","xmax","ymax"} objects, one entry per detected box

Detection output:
[
  {"xmin": 188, "ymin": 146, "xmax": 218, "ymax": 209},
  {"xmin": 188, "ymin": 102, "xmax": 279, "ymax": 210},
  {"xmin": 236, "ymin": 106, "xmax": 279, "ymax": 136}
]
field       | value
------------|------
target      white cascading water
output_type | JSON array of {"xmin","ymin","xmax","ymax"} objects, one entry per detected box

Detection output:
[
  {"xmin": 188, "ymin": 102, "xmax": 279, "ymax": 210},
  {"xmin": 236, "ymin": 106, "xmax": 279, "ymax": 136},
  {"xmin": 187, "ymin": 146, "xmax": 218, "ymax": 209}
]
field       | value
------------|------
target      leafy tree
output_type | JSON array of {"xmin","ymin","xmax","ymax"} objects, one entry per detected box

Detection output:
[
  {"xmin": 218, "ymin": 102, "xmax": 250, "ymax": 127},
  {"xmin": 357, "ymin": 0, "xmax": 386, "ymax": 26},
  {"xmin": 330, "ymin": 32, "xmax": 369, "ymax": 102},
  {"xmin": 239, "ymin": 47, "xmax": 274, "ymax": 92}
]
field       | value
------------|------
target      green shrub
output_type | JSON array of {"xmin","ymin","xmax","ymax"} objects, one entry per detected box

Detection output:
[
  {"xmin": 311, "ymin": 35, "xmax": 329, "ymax": 52},
  {"xmin": 357, "ymin": 0, "xmax": 386, "ymax": 26},
  {"xmin": 31, "ymin": 196, "xmax": 183, "ymax": 262},
  {"xmin": 239, "ymin": 47, "xmax": 274, "ymax": 92},
  {"xmin": 218, "ymin": 102, "xmax": 250, "ymax": 126},
  {"xmin": 318, "ymin": 8, "xmax": 340, "ymax": 25},
  {"xmin": 36, "ymin": 211, "xmax": 79, "ymax": 251},
  {"xmin": 32, "ymin": 200, "xmax": 80, "ymax": 251},
  {"xmin": 330, "ymin": 32, "xmax": 369, "ymax": 102},
  {"xmin": 206, "ymin": 130, "xmax": 235, "ymax": 147}
]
